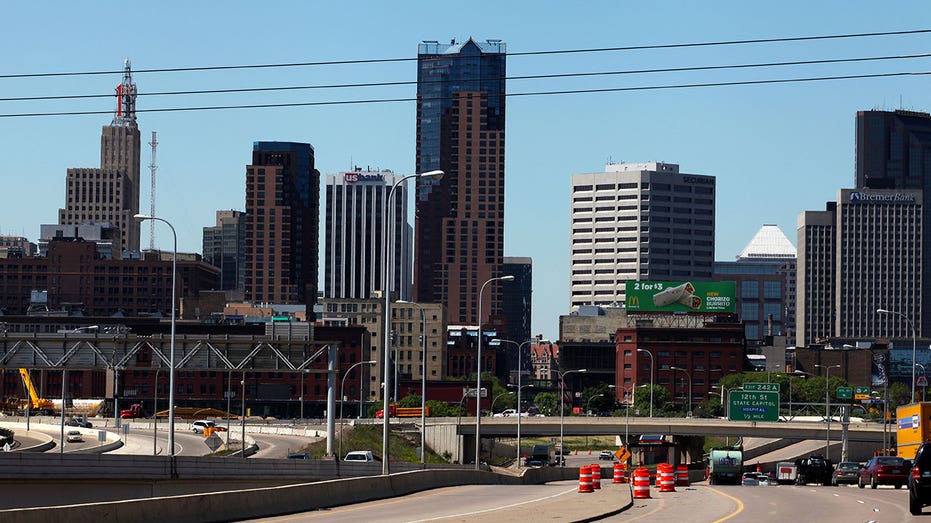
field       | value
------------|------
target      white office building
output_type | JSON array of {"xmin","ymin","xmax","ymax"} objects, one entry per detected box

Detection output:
[
  {"xmin": 569, "ymin": 162, "xmax": 716, "ymax": 310},
  {"xmin": 324, "ymin": 169, "xmax": 412, "ymax": 300}
]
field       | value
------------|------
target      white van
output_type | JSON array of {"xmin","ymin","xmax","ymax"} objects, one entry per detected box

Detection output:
[{"xmin": 344, "ymin": 450, "xmax": 374, "ymax": 462}]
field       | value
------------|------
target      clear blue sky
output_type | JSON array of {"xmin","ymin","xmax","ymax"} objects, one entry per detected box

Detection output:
[{"xmin": 2, "ymin": 2, "xmax": 929, "ymax": 340}]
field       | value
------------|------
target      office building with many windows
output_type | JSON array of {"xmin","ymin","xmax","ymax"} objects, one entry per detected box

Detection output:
[
  {"xmin": 324, "ymin": 169, "xmax": 411, "ymax": 301},
  {"xmin": 59, "ymin": 62, "xmax": 141, "ymax": 255},
  {"xmin": 414, "ymin": 38, "xmax": 507, "ymax": 328},
  {"xmin": 244, "ymin": 142, "xmax": 319, "ymax": 319},
  {"xmin": 202, "ymin": 210, "xmax": 246, "ymax": 292},
  {"xmin": 797, "ymin": 188, "xmax": 923, "ymax": 347},
  {"xmin": 569, "ymin": 162, "xmax": 715, "ymax": 310}
]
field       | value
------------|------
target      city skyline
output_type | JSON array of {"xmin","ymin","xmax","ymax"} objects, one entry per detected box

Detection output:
[{"xmin": 2, "ymin": 3, "xmax": 930, "ymax": 340}]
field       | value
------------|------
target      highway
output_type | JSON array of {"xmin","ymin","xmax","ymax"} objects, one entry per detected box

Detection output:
[
  {"xmin": 236, "ymin": 480, "xmax": 915, "ymax": 523},
  {"xmin": 239, "ymin": 482, "xmax": 585, "ymax": 523},
  {"xmin": 607, "ymin": 483, "xmax": 912, "ymax": 522}
]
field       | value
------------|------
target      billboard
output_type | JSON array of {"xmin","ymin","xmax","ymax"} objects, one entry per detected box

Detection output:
[{"xmin": 624, "ymin": 280, "xmax": 736, "ymax": 313}]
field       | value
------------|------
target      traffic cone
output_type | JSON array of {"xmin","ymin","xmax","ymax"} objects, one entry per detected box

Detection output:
[{"xmin": 756, "ymin": 463, "xmax": 761, "ymax": 473}]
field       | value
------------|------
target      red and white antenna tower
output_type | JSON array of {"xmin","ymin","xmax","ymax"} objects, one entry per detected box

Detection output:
[{"xmin": 148, "ymin": 131, "xmax": 157, "ymax": 250}]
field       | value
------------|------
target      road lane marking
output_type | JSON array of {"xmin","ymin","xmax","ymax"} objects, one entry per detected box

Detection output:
[
  {"xmin": 706, "ymin": 487, "xmax": 744, "ymax": 523},
  {"xmin": 612, "ymin": 498, "xmax": 666, "ymax": 522},
  {"xmin": 407, "ymin": 485, "xmax": 581, "ymax": 522}
]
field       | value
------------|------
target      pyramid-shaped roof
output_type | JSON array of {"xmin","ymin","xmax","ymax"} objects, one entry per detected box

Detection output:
[{"xmin": 737, "ymin": 224, "xmax": 796, "ymax": 261}]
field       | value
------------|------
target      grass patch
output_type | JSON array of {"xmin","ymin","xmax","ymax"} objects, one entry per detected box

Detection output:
[{"xmin": 292, "ymin": 424, "xmax": 448, "ymax": 464}]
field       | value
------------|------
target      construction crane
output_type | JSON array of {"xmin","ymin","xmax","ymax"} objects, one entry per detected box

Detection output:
[{"xmin": 17, "ymin": 368, "xmax": 54, "ymax": 414}]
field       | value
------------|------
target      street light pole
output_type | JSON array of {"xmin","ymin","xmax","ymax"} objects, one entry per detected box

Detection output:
[
  {"xmin": 919, "ymin": 363, "xmax": 928, "ymax": 401},
  {"xmin": 670, "ymin": 366, "xmax": 692, "ymax": 416},
  {"xmin": 398, "ymin": 300, "xmax": 428, "ymax": 464},
  {"xmin": 815, "ymin": 364, "xmax": 841, "ymax": 461},
  {"xmin": 153, "ymin": 366, "xmax": 161, "ymax": 455},
  {"xmin": 381, "ymin": 170, "xmax": 444, "ymax": 475},
  {"xmin": 511, "ymin": 383, "xmax": 533, "ymax": 467},
  {"xmin": 543, "ymin": 367, "xmax": 587, "ymax": 466},
  {"xmin": 339, "ymin": 360, "xmax": 376, "ymax": 460},
  {"xmin": 240, "ymin": 373, "xmax": 246, "ymax": 458},
  {"xmin": 637, "ymin": 349, "xmax": 654, "ymax": 418},
  {"xmin": 585, "ymin": 393, "xmax": 604, "ymax": 416},
  {"xmin": 878, "ymin": 308, "xmax": 917, "ymax": 403},
  {"xmin": 475, "ymin": 274, "xmax": 515, "ymax": 470},
  {"xmin": 492, "ymin": 337, "xmax": 535, "ymax": 467},
  {"xmin": 134, "ymin": 213, "xmax": 177, "ymax": 456}
]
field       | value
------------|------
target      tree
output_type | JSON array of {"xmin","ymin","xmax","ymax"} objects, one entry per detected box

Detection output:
[
  {"xmin": 533, "ymin": 392, "xmax": 558, "ymax": 417},
  {"xmin": 632, "ymin": 384, "xmax": 670, "ymax": 416},
  {"xmin": 581, "ymin": 384, "xmax": 618, "ymax": 415}
]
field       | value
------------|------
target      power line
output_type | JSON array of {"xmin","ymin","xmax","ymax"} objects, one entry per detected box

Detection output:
[
  {"xmin": 2, "ymin": 52, "xmax": 929, "ymax": 103},
  {"xmin": 0, "ymin": 29, "xmax": 927, "ymax": 79},
  {"xmin": 1, "ymin": 70, "xmax": 925, "ymax": 119}
]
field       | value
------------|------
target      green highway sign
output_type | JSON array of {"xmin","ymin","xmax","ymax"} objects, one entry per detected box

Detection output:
[
  {"xmin": 836, "ymin": 387, "xmax": 853, "ymax": 400},
  {"xmin": 854, "ymin": 386, "xmax": 870, "ymax": 400},
  {"xmin": 728, "ymin": 390, "xmax": 780, "ymax": 422},
  {"xmin": 744, "ymin": 383, "xmax": 780, "ymax": 393}
]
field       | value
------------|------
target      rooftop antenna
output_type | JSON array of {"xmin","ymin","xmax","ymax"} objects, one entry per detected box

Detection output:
[
  {"xmin": 148, "ymin": 131, "xmax": 158, "ymax": 250},
  {"xmin": 112, "ymin": 59, "xmax": 137, "ymax": 126}
]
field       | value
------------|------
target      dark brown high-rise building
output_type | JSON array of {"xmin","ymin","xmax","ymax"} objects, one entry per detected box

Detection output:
[
  {"xmin": 59, "ymin": 61, "xmax": 141, "ymax": 255},
  {"xmin": 244, "ymin": 142, "xmax": 319, "ymax": 319},
  {"xmin": 414, "ymin": 39, "xmax": 507, "ymax": 327}
]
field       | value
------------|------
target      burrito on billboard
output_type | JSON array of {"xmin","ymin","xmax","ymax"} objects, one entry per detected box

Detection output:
[{"xmin": 625, "ymin": 280, "xmax": 735, "ymax": 313}]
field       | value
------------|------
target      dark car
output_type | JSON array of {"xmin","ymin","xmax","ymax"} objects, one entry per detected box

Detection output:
[
  {"xmin": 832, "ymin": 461, "xmax": 860, "ymax": 486},
  {"xmin": 64, "ymin": 418, "xmax": 92, "ymax": 428},
  {"xmin": 910, "ymin": 443, "xmax": 931, "ymax": 514},
  {"xmin": 858, "ymin": 456, "xmax": 907, "ymax": 489}
]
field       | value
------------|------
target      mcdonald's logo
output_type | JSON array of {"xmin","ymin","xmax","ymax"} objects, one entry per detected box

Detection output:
[{"xmin": 628, "ymin": 296, "xmax": 640, "ymax": 307}]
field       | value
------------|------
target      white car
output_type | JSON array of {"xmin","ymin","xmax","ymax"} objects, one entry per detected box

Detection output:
[
  {"xmin": 190, "ymin": 420, "xmax": 216, "ymax": 433},
  {"xmin": 344, "ymin": 450, "xmax": 374, "ymax": 462},
  {"xmin": 66, "ymin": 430, "xmax": 83, "ymax": 443},
  {"xmin": 493, "ymin": 409, "xmax": 517, "ymax": 417}
]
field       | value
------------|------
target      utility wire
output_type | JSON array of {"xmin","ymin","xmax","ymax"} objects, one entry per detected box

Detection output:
[
  {"xmin": 0, "ymin": 70, "xmax": 926, "ymax": 119},
  {"xmin": 0, "ymin": 28, "xmax": 927, "ymax": 79},
  {"xmin": 2, "ymin": 52, "xmax": 929, "ymax": 103}
]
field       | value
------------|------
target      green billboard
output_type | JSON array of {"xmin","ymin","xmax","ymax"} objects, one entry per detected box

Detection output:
[{"xmin": 625, "ymin": 281, "xmax": 736, "ymax": 313}]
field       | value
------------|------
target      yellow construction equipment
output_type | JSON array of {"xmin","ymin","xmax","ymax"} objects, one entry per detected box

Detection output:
[{"xmin": 17, "ymin": 368, "xmax": 54, "ymax": 413}]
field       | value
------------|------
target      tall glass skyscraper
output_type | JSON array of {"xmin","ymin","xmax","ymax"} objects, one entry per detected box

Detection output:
[{"xmin": 414, "ymin": 38, "xmax": 507, "ymax": 327}]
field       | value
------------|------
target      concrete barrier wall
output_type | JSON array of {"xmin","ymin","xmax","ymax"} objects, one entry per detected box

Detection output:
[{"xmin": 1, "ymin": 467, "xmax": 583, "ymax": 523}]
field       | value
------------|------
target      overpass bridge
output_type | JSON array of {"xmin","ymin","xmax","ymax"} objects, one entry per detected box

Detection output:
[
  {"xmin": 0, "ymin": 331, "xmax": 336, "ymax": 371},
  {"xmin": 419, "ymin": 416, "xmax": 886, "ymax": 464}
]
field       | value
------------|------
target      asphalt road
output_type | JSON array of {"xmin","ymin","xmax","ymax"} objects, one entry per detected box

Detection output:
[
  {"xmin": 238, "ymin": 482, "xmax": 586, "ymax": 523},
  {"xmin": 604, "ymin": 482, "xmax": 914, "ymax": 522}
]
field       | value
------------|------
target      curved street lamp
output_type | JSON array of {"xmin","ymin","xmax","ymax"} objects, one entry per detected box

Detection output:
[
  {"xmin": 493, "ymin": 337, "xmax": 536, "ymax": 467},
  {"xmin": 339, "ymin": 360, "xmax": 376, "ymax": 460},
  {"xmin": 670, "ymin": 366, "xmax": 692, "ymax": 417},
  {"xmin": 815, "ymin": 363, "xmax": 841, "ymax": 461},
  {"xmin": 637, "ymin": 349, "xmax": 654, "ymax": 418},
  {"xmin": 542, "ymin": 367, "xmax": 587, "ymax": 466},
  {"xmin": 397, "ymin": 300, "xmax": 428, "ymax": 464},
  {"xmin": 133, "ymin": 213, "xmax": 177, "ymax": 456},
  {"xmin": 474, "ymin": 274, "xmax": 515, "ymax": 470},
  {"xmin": 877, "ymin": 308, "xmax": 918, "ymax": 403},
  {"xmin": 381, "ymin": 170, "xmax": 443, "ymax": 475}
]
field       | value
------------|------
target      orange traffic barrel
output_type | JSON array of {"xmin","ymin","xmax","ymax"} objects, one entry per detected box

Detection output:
[
  {"xmin": 658, "ymin": 463, "xmax": 676, "ymax": 493},
  {"xmin": 591, "ymin": 464, "xmax": 602, "ymax": 489},
  {"xmin": 613, "ymin": 462, "xmax": 628, "ymax": 483},
  {"xmin": 632, "ymin": 467, "xmax": 651, "ymax": 499},
  {"xmin": 676, "ymin": 464, "xmax": 690, "ymax": 486},
  {"xmin": 579, "ymin": 465, "xmax": 593, "ymax": 493}
]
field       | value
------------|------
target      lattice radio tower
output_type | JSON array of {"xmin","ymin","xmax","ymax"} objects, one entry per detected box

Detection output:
[{"xmin": 148, "ymin": 131, "xmax": 158, "ymax": 250}]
